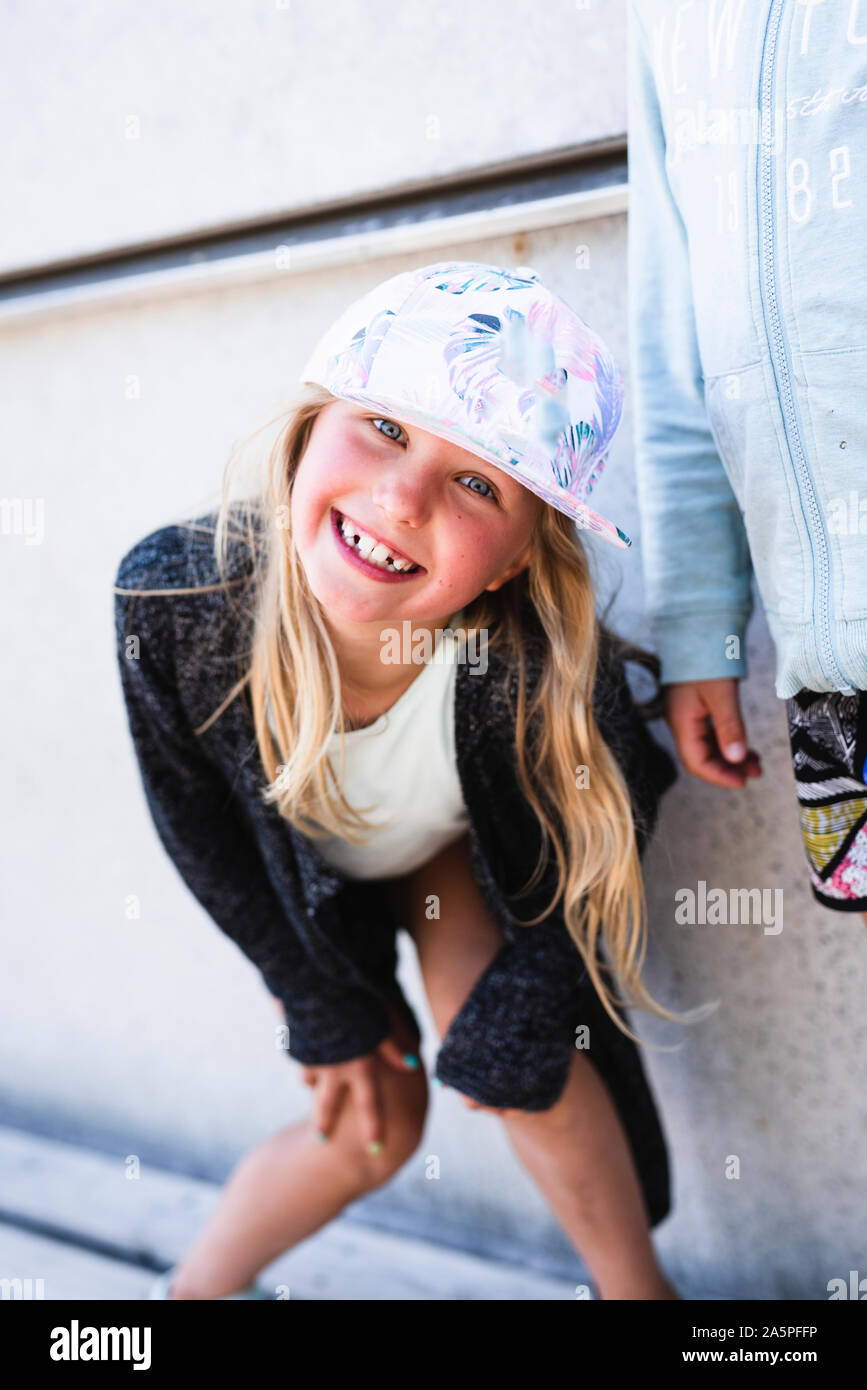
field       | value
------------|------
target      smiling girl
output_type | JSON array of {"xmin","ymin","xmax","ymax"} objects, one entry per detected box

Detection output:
[{"xmin": 115, "ymin": 261, "xmax": 685, "ymax": 1301}]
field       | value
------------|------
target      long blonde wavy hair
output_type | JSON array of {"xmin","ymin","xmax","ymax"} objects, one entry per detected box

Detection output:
[{"xmin": 131, "ymin": 383, "xmax": 693, "ymax": 1042}]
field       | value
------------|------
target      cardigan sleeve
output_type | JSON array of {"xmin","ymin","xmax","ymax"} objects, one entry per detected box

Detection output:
[
  {"xmin": 113, "ymin": 576, "xmax": 393, "ymax": 1067},
  {"xmin": 432, "ymin": 918, "xmax": 596, "ymax": 1112},
  {"xmin": 433, "ymin": 640, "xmax": 677, "ymax": 1112}
]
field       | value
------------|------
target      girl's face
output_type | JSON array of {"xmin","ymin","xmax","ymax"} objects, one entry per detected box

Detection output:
[{"xmin": 290, "ymin": 398, "xmax": 544, "ymax": 625}]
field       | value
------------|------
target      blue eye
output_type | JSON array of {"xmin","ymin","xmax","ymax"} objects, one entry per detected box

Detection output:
[
  {"xmin": 370, "ymin": 416, "xmax": 498, "ymax": 503},
  {"xmin": 371, "ymin": 417, "xmax": 406, "ymax": 443},
  {"xmin": 460, "ymin": 474, "xmax": 497, "ymax": 502}
]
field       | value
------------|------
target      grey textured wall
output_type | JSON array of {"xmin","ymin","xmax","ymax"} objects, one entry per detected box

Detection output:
[
  {"xmin": 3, "ymin": 0, "xmax": 865, "ymax": 1300},
  {"xmin": 1, "ymin": 0, "xmax": 624, "ymax": 275}
]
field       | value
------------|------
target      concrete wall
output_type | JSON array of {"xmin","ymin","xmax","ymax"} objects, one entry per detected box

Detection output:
[
  {"xmin": 3, "ymin": 0, "xmax": 865, "ymax": 1299},
  {"xmin": 2, "ymin": 0, "xmax": 625, "ymax": 276}
]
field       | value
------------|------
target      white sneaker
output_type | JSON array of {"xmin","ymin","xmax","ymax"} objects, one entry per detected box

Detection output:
[{"xmin": 149, "ymin": 1266, "xmax": 271, "ymax": 1300}]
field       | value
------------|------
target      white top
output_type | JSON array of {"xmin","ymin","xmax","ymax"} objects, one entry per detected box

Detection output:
[{"xmin": 271, "ymin": 623, "xmax": 471, "ymax": 881}]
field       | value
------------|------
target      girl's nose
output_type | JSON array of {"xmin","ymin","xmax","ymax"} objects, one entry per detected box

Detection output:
[{"xmin": 368, "ymin": 472, "xmax": 432, "ymax": 531}]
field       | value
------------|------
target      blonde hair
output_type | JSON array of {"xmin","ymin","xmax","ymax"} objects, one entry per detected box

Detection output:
[{"xmin": 117, "ymin": 383, "xmax": 694, "ymax": 1042}]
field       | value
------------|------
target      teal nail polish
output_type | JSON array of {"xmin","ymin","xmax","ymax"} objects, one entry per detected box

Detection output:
[
  {"xmin": 433, "ymin": 1076, "xmax": 443, "ymax": 1088},
  {"xmin": 403, "ymin": 1052, "xmax": 419, "ymax": 1069},
  {"xmin": 315, "ymin": 1131, "xmax": 328, "ymax": 1143}
]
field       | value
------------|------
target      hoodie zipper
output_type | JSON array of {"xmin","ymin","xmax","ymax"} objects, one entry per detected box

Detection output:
[{"xmin": 755, "ymin": 0, "xmax": 852, "ymax": 693}]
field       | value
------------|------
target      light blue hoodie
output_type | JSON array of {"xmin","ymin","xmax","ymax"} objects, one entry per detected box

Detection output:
[{"xmin": 628, "ymin": 0, "xmax": 867, "ymax": 698}]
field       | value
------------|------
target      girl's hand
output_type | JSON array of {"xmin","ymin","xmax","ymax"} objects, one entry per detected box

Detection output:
[
  {"xmin": 664, "ymin": 678, "xmax": 762, "ymax": 789},
  {"xmin": 273, "ymin": 996, "xmax": 421, "ymax": 1150},
  {"xmin": 301, "ymin": 1053, "xmax": 392, "ymax": 1150}
]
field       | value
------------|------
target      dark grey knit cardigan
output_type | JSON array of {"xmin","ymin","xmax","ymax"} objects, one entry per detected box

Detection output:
[{"xmin": 113, "ymin": 514, "xmax": 678, "ymax": 1228}]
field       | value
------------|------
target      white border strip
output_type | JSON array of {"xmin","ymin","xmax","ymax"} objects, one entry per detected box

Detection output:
[{"xmin": 0, "ymin": 184, "xmax": 627, "ymax": 326}]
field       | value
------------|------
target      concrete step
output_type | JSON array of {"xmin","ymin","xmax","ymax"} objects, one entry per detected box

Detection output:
[
  {"xmin": 0, "ymin": 1124, "xmax": 581, "ymax": 1300},
  {"xmin": 0, "ymin": 1226, "xmax": 153, "ymax": 1301}
]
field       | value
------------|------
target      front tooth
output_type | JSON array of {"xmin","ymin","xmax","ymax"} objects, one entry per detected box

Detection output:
[
  {"xmin": 356, "ymin": 535, "xmax": 377, "ymax": 559},
  {"xmin": 369, "ymin": 543, "xmax": 391, "ymax": 564}
]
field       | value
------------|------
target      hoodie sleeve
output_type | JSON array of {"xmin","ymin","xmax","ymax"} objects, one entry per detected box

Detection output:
[
  {"xmin": 627, "ymin": 1, "xmax": 753, "ymax": 683},
  {"xmin": 113, "ymin": 568, "xmax": 393, "ymax": 1067}
]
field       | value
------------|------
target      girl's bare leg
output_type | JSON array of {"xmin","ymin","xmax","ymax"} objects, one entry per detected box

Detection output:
[
  {"xmin": 387, "ymin": 833, "xmax": 676, "ymax": 1302},
  {"xmin": 499, "ymin": 1053, "xmax": 677, "ymax": 1300},
  {"xmin": 168, "ymin": 1048, "xmax": 427, "ymax": 1299}
]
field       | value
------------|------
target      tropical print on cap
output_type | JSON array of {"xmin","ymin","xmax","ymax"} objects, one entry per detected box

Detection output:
[{"xmin": 299, "ymin": 261, "xmax": 630, "ymax": 549}]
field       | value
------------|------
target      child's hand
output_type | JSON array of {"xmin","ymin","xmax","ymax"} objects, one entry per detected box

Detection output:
[
  {"xmin": 300, "ymin": 1051, "xmax": 404, "ymax": 1150},
  {"xmin": 664, "ymin": 678, "xmax": 762, "ymax": 789},
  {"xmin": 279, "ymin": 996, "xmax": 421, "ymax": 1151}
]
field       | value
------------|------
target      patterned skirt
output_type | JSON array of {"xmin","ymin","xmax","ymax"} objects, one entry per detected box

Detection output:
[{"xmin": 786, "ymin": 689, "xmax": 867, "ymax": 910}]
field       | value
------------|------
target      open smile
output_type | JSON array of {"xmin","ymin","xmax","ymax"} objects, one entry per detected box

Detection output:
[{"xmin": 330, "ymin": 508, "xmax": 426, "ymax": 582}]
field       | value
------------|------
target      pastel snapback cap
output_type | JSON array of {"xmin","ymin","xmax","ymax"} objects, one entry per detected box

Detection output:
[{"xmin": 299, "ymin": 260, "xmax": 630, "ymax": 549}]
